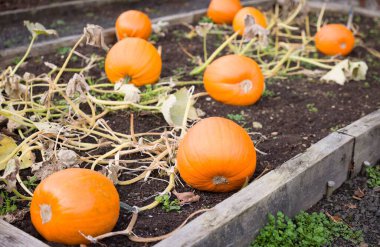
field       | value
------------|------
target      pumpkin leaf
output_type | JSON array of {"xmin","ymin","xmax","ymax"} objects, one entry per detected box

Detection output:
[
  {"xmin": 66, "ymin": 73, "xmax": 90, "ymax": 102},
  {"xmin": 0, "ymin": 135, "xmax": 34, "ymax": 171},
  {"xmin": 195, "ymin": 23, "xmax": 213, "ymax": 37},
  {"xmin": 114, "ymin": 82, "xmax": 141, "ymax": 103},
  {"xmin": 83, "ymin": 24, "xmax": 109, "ymax": 51},
  {"xmin": 161, "ymin": 87, "xmax": 198, "ymax": 127},
  {"xmin": 24, "ymin": 21, "xmax": 57, "ymax": 38},
  {"xmin": 1, "ymin": 159, "xmax": 20, "ymax": 192},
  {"xmin": 321, "ymin": 59, "xmax": 368, "ymax": 85},
  {"xmin": 57, "ymin": 149, "xmax": 79, "ymax": 166},
  {"xmin": 34, "ymin": 122, "xmax": 67, "ymax": 134}
]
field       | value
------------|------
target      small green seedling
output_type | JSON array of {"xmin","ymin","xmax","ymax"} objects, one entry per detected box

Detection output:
[
  {"xmin": 366, "ymin": 165, "xmax": 380, "ymax": 188},
  {"xmin": 0, "ymin": 191, "xmax": 18, "ymax": 215},
  {"xmin": 155, "ymin": 194, "xmax": 181, "ymax": 212},
  {"xmin": 306, "ymin": 103, "xmax": 318, "ymax": 113},
  {"xmin": 251, "ymin": 211, "xmax": 363, "ymax": 247},
  {"xmin": 227, "ymin": 114, "xmax": 245, "ymax": 122}
]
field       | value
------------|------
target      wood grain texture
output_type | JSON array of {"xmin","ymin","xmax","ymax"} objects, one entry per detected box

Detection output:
[{"xmin": 0, "ymin": 220, "xmax": 49, "ymax": 247}]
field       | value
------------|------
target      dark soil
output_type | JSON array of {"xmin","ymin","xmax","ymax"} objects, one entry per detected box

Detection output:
[
  {"xmin": 309, "ymin": 167, "xmax": 380, "ymax": 247},
  {"xmin": 0, "ymin": 0, "xmax": 209, "ymax": 50},
  {"xmin": 0, "ymin": 0, "xmax": 63, "ymax": 11},
  {"xmin": 4, "ymin": 8, "xmax": 380, "ymax": 247}
]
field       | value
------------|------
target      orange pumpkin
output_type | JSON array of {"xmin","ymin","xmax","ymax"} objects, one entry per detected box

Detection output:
[
  {"xmin": 177, "ymin": 117, "xmax": 256, "ymax": 192},
  {"xmin": 207, "ymin": 0, "xmax": 242, "ymax": 24},
  {"xmin": 203, "ymin": 54, "xmax": 264, "ymax": 106},
  {"xmin": 233, "ymin": 7, "xmax": 267, "ymax": 35},
  {"xmin": 116, "ymin": 10, "xmax": 152, "ymax": 40},
  {"xmin": 105, "ymin": 37, "xmax": 162, "ymax": 86},
  {"xmin": 30, "ymin": 168, "xmax": 120, "ymax": 245},
  {"xmin": 315, "ymin": 24, "xmax": 355, "ymax": 56}
]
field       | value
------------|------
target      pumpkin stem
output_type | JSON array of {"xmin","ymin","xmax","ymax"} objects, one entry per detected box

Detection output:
[
  {"xmin": 212, "ymin": 176, "xmax": 228, "ymax": 185},
  {"xmin": 240, "ymin": 80, "xmax": 253, "ymax": 93},
  {"xmin": 39, "ymin": 204, "xmax": 52, "ymax": 224},
  {"xmin": 340, "ymin": 42, "xmax": 347, "ymax": 49}
]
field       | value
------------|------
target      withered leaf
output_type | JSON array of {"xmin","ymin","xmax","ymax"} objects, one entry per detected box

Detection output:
[
  {"xmin": 173, "ymin": 190, "xmax": 200, "ymax": 205},
  {"xmin": 83, "ymin": 24, "xmax": 109, "ymax": 51}
]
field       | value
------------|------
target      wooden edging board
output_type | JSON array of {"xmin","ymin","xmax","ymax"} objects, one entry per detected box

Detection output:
[
  {"xmin": 0, "ymin": 220, "xmax": 48, "ymax": 247},
  {"xmin": 155, "ymin": 109, "xmax": 380, "ymax": 247}
]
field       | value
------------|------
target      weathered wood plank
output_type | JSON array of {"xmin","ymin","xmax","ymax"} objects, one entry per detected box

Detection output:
[
  {"xmin": 338, "ymin": 109, "xmax": 380, "ymax": 176},
  {"xmin": 0, "ymin": 220, "xmax": 49, "ymax": 247},
  {"xmin": 155, "ymin": 132, "xmax": 354, "ymax": 247}
]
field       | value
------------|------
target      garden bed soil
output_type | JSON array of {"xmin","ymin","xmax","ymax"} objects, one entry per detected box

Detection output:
[
  {"xmin": 0, "ymin": 0, "xmax": 209, "ymax": 50},
  {"xmin": 3, "ymin": 10, "xmax": 380, "ymax": 247},
  {"xmin": 310, "ymin": 165, "xmax": 380, "ymax": 247},
  {"xmin": 0, "ymin": 0, "xmax": 63, "ymax": 11}
]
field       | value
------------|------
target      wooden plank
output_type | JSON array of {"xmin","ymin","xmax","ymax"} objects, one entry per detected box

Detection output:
[
  {"xmin": 0, "ymin": 220, "xmax": 49, "ymax": 247},
  {"xmin": 338, "ymin": 109, "xmax": 380, "ymax": 176},
  {"xmin": 155, "ymin": 132, "xmax": 354, "ymax": 247}
]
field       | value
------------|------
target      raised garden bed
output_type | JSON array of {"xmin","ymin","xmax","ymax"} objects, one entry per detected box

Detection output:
[{"xmin": 1, "ymin": 0, "xmax": 380, "ymax": 246}]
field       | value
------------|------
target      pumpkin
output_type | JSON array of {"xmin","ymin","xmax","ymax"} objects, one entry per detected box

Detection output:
[
  {"xmin": 116, "ymin": 10, "xmax": 152, "ymax": 40},
  {"xmin": 177, "ymin": 117, "xmax": 256, "ymax": 192},
  {"xmin": 105, "ymin": 37, "xmax": 162, "ymax": 86},
  {"xmin": 203, "ymin": 54, "xmax": 264, "ymax": 106},
  {"xmin": 315, "ymin": 24, "xmax": 355, "ymax": 56},
  {"xmin": 207, "ymin": 0, "xmax": 242, "ymax": 24},
  {"xmin": 30, "ymin": 168, "xmax": 120, "ymax": 245},
  {"xmin": 233, "ymin": 7, "xmax": 267, "ymax": 35}
]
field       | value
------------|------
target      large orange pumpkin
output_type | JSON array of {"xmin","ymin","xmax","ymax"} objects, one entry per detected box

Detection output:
[
  {"xmin": 116, "ymin": 10, "xmax": 152, "ymax": 40},
  {"xmin": 30, "ymin": 168, "xmax": 120, "ymax": 245},
  {"xmin": 203, "ymin": 54, "xmax": 264, "ymax": 106},
  {"xmin": 105, "ymin": 37, "xmax": 162, "ymax": 86},
  {"xmin": 233, "ymin": 7, "xmax": 267, "ymax": 35},
  {"xmin": 177, "ymin": 117, "xmax": 256, "ymax": 192},
  {"xmin": 315, "ymin": 24, "xmax": 355, "ymax": 56},
  {"xmin": 207, "ymin": 0, "xmax": 242, "ymax": 24}
]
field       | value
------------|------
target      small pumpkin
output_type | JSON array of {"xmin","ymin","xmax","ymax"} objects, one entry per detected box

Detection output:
[
  {"xmin": 315, "ymin": 24, "xmax": 355, "ymax": 56},
  {"xmin": 30, "ymin": 168, "xmax": 120, "ymax": 245},
  {"xmin": 105, "ymin": 37, "xmax": 162, "ymax": 86},
  {"xmin": 177, "ymin": 117, "xmax": 256, "ymax": 192},
  {"xmin": 233, "ymin": 7, "xmax": 267, "ymax": 35},
  {"xmin": 207, "ymin": 0, "xmax": 242, "ymax": 24},
  {"xmin": 203, "ymin": 54, "xmax": 264, "ymax": 106},
  {"xmin": 116, "ymin": 10, "xmax": 152, "ymax": 40}
]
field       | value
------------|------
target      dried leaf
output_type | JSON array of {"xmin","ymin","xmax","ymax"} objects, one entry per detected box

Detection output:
[
  {"xmin": 344, "ymin": 203, "xmax": 357, "ymax": 209},
  {"xmin": 114, "ymin": 82, "xmax": 141, "ymax": 103},
  {"xmin": 66, "ymin": 73, "xmax": 90, "ymax": 102},
  {"xmin": 173, "ymin": 190, "xmax": 200, "ymax": 205},
  {"xmin": 321, "ymin": 59, "xmax": 368, "ymax": 85},
  {"xmin": 243, "ymin": 15, "xmax": 269, "ymax": 45},
  {"xmin": 24, "ymin": 21, "xmax": 57, "ymax": 38},
  {"xmin": 34, "ymin": 122, "xmax": 67, "ymax": 134},
  {"xmin": 252, "ymin": 121, "xmax": 263, "ymax": 129},
  {"xmin": 0, "ymin": 208, "xmax": 28, "ymax": 223},
  {"xmin": 3, "ymin": 74, "xmax": 27, "ymax": 99},
  {"xmin": 1, "ymin": 159, "xmax": 20, "ymax": 192},
  {"xmin": 105, "ymin": 162, "xmax": 120, "ymax": 184},
  {"xmin": 195, "ymin": 23, "xmax": 213, "ymax": 37},
  {"xmin": 354, "ymin": 187, "xmax": 365, "ymax": 198},
  {"xmin": 83, "ymin": 24, "xmax": 109, "ymax": 51},
  {"xmin": 152, "ymin": 21, "xmax": 169, "ymax": 37},
  {"xmin": 0, "ymin": 135, "xmax": 35, "ymax": 170},
  {"xmin": 57, "ymin": 149, "xmax": 79, "ymax": 166},
  {"xmin": 161, "ymin": 87, "xmax": 198, "ymax": 127}
]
